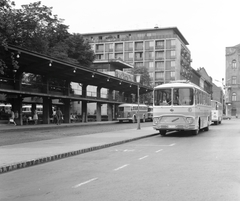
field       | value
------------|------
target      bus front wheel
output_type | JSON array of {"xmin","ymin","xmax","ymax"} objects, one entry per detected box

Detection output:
[
  {"xmin": 159, "ymin": 130, "xmax": 166, "ymax": 136},
  {"xmin": 192, "ymin": 122, "xmax": 200, "ymax": 135}
]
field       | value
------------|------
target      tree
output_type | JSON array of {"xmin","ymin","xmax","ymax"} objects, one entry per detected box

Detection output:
[
  {"xmin": 65, "ymin": 33, "xmax": 95, "ymax": 67},
  {"xmin": 0, "ymin": 1, "xmax": 95, "ymax": 76},
  {"xmin": 131, "ymin": 66, "xmax": 153, "ymax": 105},
  {"xmin": 0, "ymin": 0, "xmax": 16, "ymax": 74},
  {"xmin": 131, "ymin": 66, "xmax": 151, "ymax": 86}
]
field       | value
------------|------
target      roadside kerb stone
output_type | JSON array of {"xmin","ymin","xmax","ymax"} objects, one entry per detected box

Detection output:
[{"xmin": 0, "ymin": 133, "xmax": 158, "ymax": 174}]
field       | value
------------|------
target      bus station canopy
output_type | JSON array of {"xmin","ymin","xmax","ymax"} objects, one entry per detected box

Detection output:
[{"xmin": 1, "ymin": 45, "xmax": 153, "ymax": 95}]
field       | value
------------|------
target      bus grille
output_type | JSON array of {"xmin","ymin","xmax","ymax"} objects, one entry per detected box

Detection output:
[{"xmin": 160, "ymin": 116, "xmax": 185, "ymax": 124}]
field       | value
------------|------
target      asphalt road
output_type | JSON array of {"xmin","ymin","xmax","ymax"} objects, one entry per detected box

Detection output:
[
  {"xmin": 0, "ymin": 121, "xmax": 153, "ymax": 146},
  {"xmin": 1, "ymin": 120, "xmax": 240, "ymax": 201}
]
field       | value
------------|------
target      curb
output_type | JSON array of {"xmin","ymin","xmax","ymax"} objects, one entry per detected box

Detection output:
[{"xmin": 0, "ymin": 133, "xmax": 158, "ymax": 174}]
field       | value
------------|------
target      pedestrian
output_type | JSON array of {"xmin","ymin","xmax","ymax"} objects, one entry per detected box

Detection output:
[
  {"xmin": 33, "ymin": 109, "xmax": 38, "ymax": 125},
  {"xmin": 56, "ymin": 107, "xmax": 63, "ymax": 125},
  {"xmin": 8, "ymin": 110, "xmax": 16, "ymax": 126}
]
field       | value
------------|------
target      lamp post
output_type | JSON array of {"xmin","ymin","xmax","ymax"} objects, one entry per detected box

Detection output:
[{"xmin": 136, "ymin": 74, "xmax": 141, "ymax": 130}]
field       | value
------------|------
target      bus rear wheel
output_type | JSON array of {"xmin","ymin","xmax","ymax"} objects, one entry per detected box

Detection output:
[{"xmin": 159, "ymin": 130, "xmax": 166, "ymax": 136}]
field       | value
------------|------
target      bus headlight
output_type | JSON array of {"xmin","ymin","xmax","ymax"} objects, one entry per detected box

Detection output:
[
  {"xmin": 153, "ymin": 117, "xmax": 160, "ymax": 125},
  {"xmin": 186, "ymin": 117, "xmax": 194, "ymax": 124}
]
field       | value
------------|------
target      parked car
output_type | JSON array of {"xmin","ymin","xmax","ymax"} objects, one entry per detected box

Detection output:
[{"xmin": 223, "ymin": 115, "xmax": 231, "ymax": 120}]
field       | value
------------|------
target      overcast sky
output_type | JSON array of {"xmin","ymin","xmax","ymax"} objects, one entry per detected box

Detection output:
[{"xmin": 15, "ymin": 0, "xmax": 240, "ymax": 86}]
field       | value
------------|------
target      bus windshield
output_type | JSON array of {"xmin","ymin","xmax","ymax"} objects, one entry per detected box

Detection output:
[{"xmin": 154, "ymin": 88, "xmax": 194, "ymax": 106}]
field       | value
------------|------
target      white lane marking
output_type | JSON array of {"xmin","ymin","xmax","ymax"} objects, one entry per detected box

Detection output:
[
  {"xmin": 139, "ymin": 155, "xmax": 149, "ymax": 160},
  {"xmin": 114, "ymin": 164, "xmax": 129, "ymax": 171},
  {"xmin": 131, "ymin": 144, "xmax": 175, "ymax": 147},
  {"xmin": 169, "ymin": 143, "xmax": 176, "ymax": 146},
  {"xmin": 123, "ymin": 149, "xmax": 135, "ymax": 152},
  {"xmin": 73, "ymin": 178, "xmax": 98, "ymax": 188},
  {"xmin": 156, "ymin": 149, "xmax": 163, "ymax": 153}
]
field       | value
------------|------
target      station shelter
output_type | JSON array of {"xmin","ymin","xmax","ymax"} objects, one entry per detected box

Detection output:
[{"xmin": 0, "ymin": 45, "xmax": 153, "ymax": 125}]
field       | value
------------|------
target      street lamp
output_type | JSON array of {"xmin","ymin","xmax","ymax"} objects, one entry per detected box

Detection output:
[{"xmin": 136, "ymin": 74, "xmax": 141, "ymax": 130}]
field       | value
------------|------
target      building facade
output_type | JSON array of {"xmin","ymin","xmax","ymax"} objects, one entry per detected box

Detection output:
[
  {"xmin": 225, "ymin": 44, "xmax": 240, "ymax": 116},
  {"xmin": 82, "ymin": 27, "xmax": 192, "ymax": 87}
]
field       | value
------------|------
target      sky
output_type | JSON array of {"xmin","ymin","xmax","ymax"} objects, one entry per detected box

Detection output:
[{"xmin": 15, "ymin": 0, "xmax": 240, "ymax": 87}]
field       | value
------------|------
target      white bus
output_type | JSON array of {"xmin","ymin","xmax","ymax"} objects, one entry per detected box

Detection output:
[
  {"xmin": 211, "ymin": 100, "xmax": 223, "ymax": 125},
  {"xmin": 153, "ymin": 80, "xmax": 212, "ymax": 136},
  {"xmin": 22, "ymin": 105, "xmax": 43, "ymax": 115},
  {"xmin": 117, "ymin": 103, "xmax": 148, "ymax": 123}
]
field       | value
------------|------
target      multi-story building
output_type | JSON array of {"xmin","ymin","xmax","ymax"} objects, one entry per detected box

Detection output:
[
  {"xmin": 82, "ymin": 27, "xmax": 192, "ymax": 87},
  {"xmin": 225, "ymin": 44, "xmax": 240, "ymax": 117}
]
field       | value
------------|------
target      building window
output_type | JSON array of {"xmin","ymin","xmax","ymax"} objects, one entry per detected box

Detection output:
[
  {"xmin": 171, "ymin": 60, "xmax": 176, "ymax": 67},
  {"xmin": 145, "ymin": 51, "xmax": 154, "ymax": 60},
  {"xmin": 171, "ymin": 71, "xmax": 175, "ymax": 79},
  {"xmin": 125, "ymin": 42, "xmax": 133, "ymax": 51},
  {"xmin": 115, "ymin": 53, "xmax": 123, "ymax": 60},
  {"xmin": 232, "ymin": 60, "xmax": 237, "ymax": 69},
  {"xmin": 166, "ymin": 60, "xmax": 176, "ymax": 70},
  {"xmin": 124, "ymin": 52, "xmax": 133, "ymax": 61},
  {"xmin": 95, "ymin": 54, "xmax": 104, "ymax": 60},
  {"xmin": 149, "ymin": 61, "xmax": 154, "ymax": 71},
  {"xmin": 145, "ymin": 61, "xmax": 154, "ymax": 71},
  {"xmin": 145, "ymin": 41, "xmax": 154, "ymax": 50},
  {"xmin": 171, "ymin": 39, "xmax": 176, "ymax": 47},
  {"xmin": 135, "ymin": 42, "xmax": 143, "ymax": 50},
  {"xmin": 166, "ymin": 39, "xmax": 176, "ymax": 49},
  {"xmin": 135, "ymin": 52, "xmax": 143, "ymax": 60},
  {"xmin": 105, "ymin": 43, "xmax": 113, "ymax": 52},
  {"xmin": 232, "ymin": 92, "xmax": 237, "ymax": 101},
  {"xmin": 171, "ymin": 50, "xmax": 176, "ymax": 58},
  {"xmin": 232, "ymin": 76, "xmax": 237, "ymax": 84},
  {"xmin": 135, "ymin": 62, "xmax": 144, "ymax": 67},
  {"xmin": 115, "ymin": 43, "xmax": 123, "ymax": 51},
  {"xmin": 155, "ymin": 71, "xmax": 164, "ymax": 79},
  {"xmin": 155, "ymin": 40, "xmax": 164, "ymax": 49},
  {"xmin": 155, "ymin": 51, "xmax": 164, "ymax": 60},
  {"xmin": 96, "ymin": 44, "xmax": 104, "ymax": 52},
  {"xmin": 106, "ymin": 53, "xmax": 114, "ymax": 60},
  {"xmin": 155, "ymin": 61, "xmax": 164, "ymax": 70}
]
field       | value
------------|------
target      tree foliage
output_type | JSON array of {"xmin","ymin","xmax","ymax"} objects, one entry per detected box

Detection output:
[
  {"xmin": 131, "ymin": 66, "xmax": 151, "ymax": 86},
  {"xmin": 0, "ymin": 0, "xmax": 95, "ymax": 75},
  {"xmin": 131, "ymin": 66, "xmax": 153, "ymax": 104}
]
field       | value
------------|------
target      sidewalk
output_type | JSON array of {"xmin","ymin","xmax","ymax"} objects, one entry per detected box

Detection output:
[{"xmin": 0, "ymin": 122, "xmax": 158, "ymax": 174}]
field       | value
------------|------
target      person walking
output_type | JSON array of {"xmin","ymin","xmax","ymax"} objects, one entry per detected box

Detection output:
[
  {"xmin": 33, "ymin": 109, "xmax": 38, "ymax": 125},
  {"xmin": 8, "ymin": 110, "xmax": 16, "ymax": 126},
  {"xmin": 56, "ymin": 107, "xmax": 63, "ymax": 125}
]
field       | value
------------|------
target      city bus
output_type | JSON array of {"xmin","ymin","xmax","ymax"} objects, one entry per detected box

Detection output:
[
  {"xmin": 153, "ymin": 80, "xmax": 212, "ymax": 136},
  {"xmin": 117, "ymin": 103, "xmax": 148, "ymax": 123},
  {"xmin": 211, "ymin": 100, "xmax": 223, "ymax": 125},
  {"xmin": 22, "ymin": 105, "xmax": 43, "ymax": 116}
]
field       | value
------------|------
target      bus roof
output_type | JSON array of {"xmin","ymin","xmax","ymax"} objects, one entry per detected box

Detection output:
[{"xmin": 154, "ymin": 81, "xmax": 208, "ymax": 93}]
